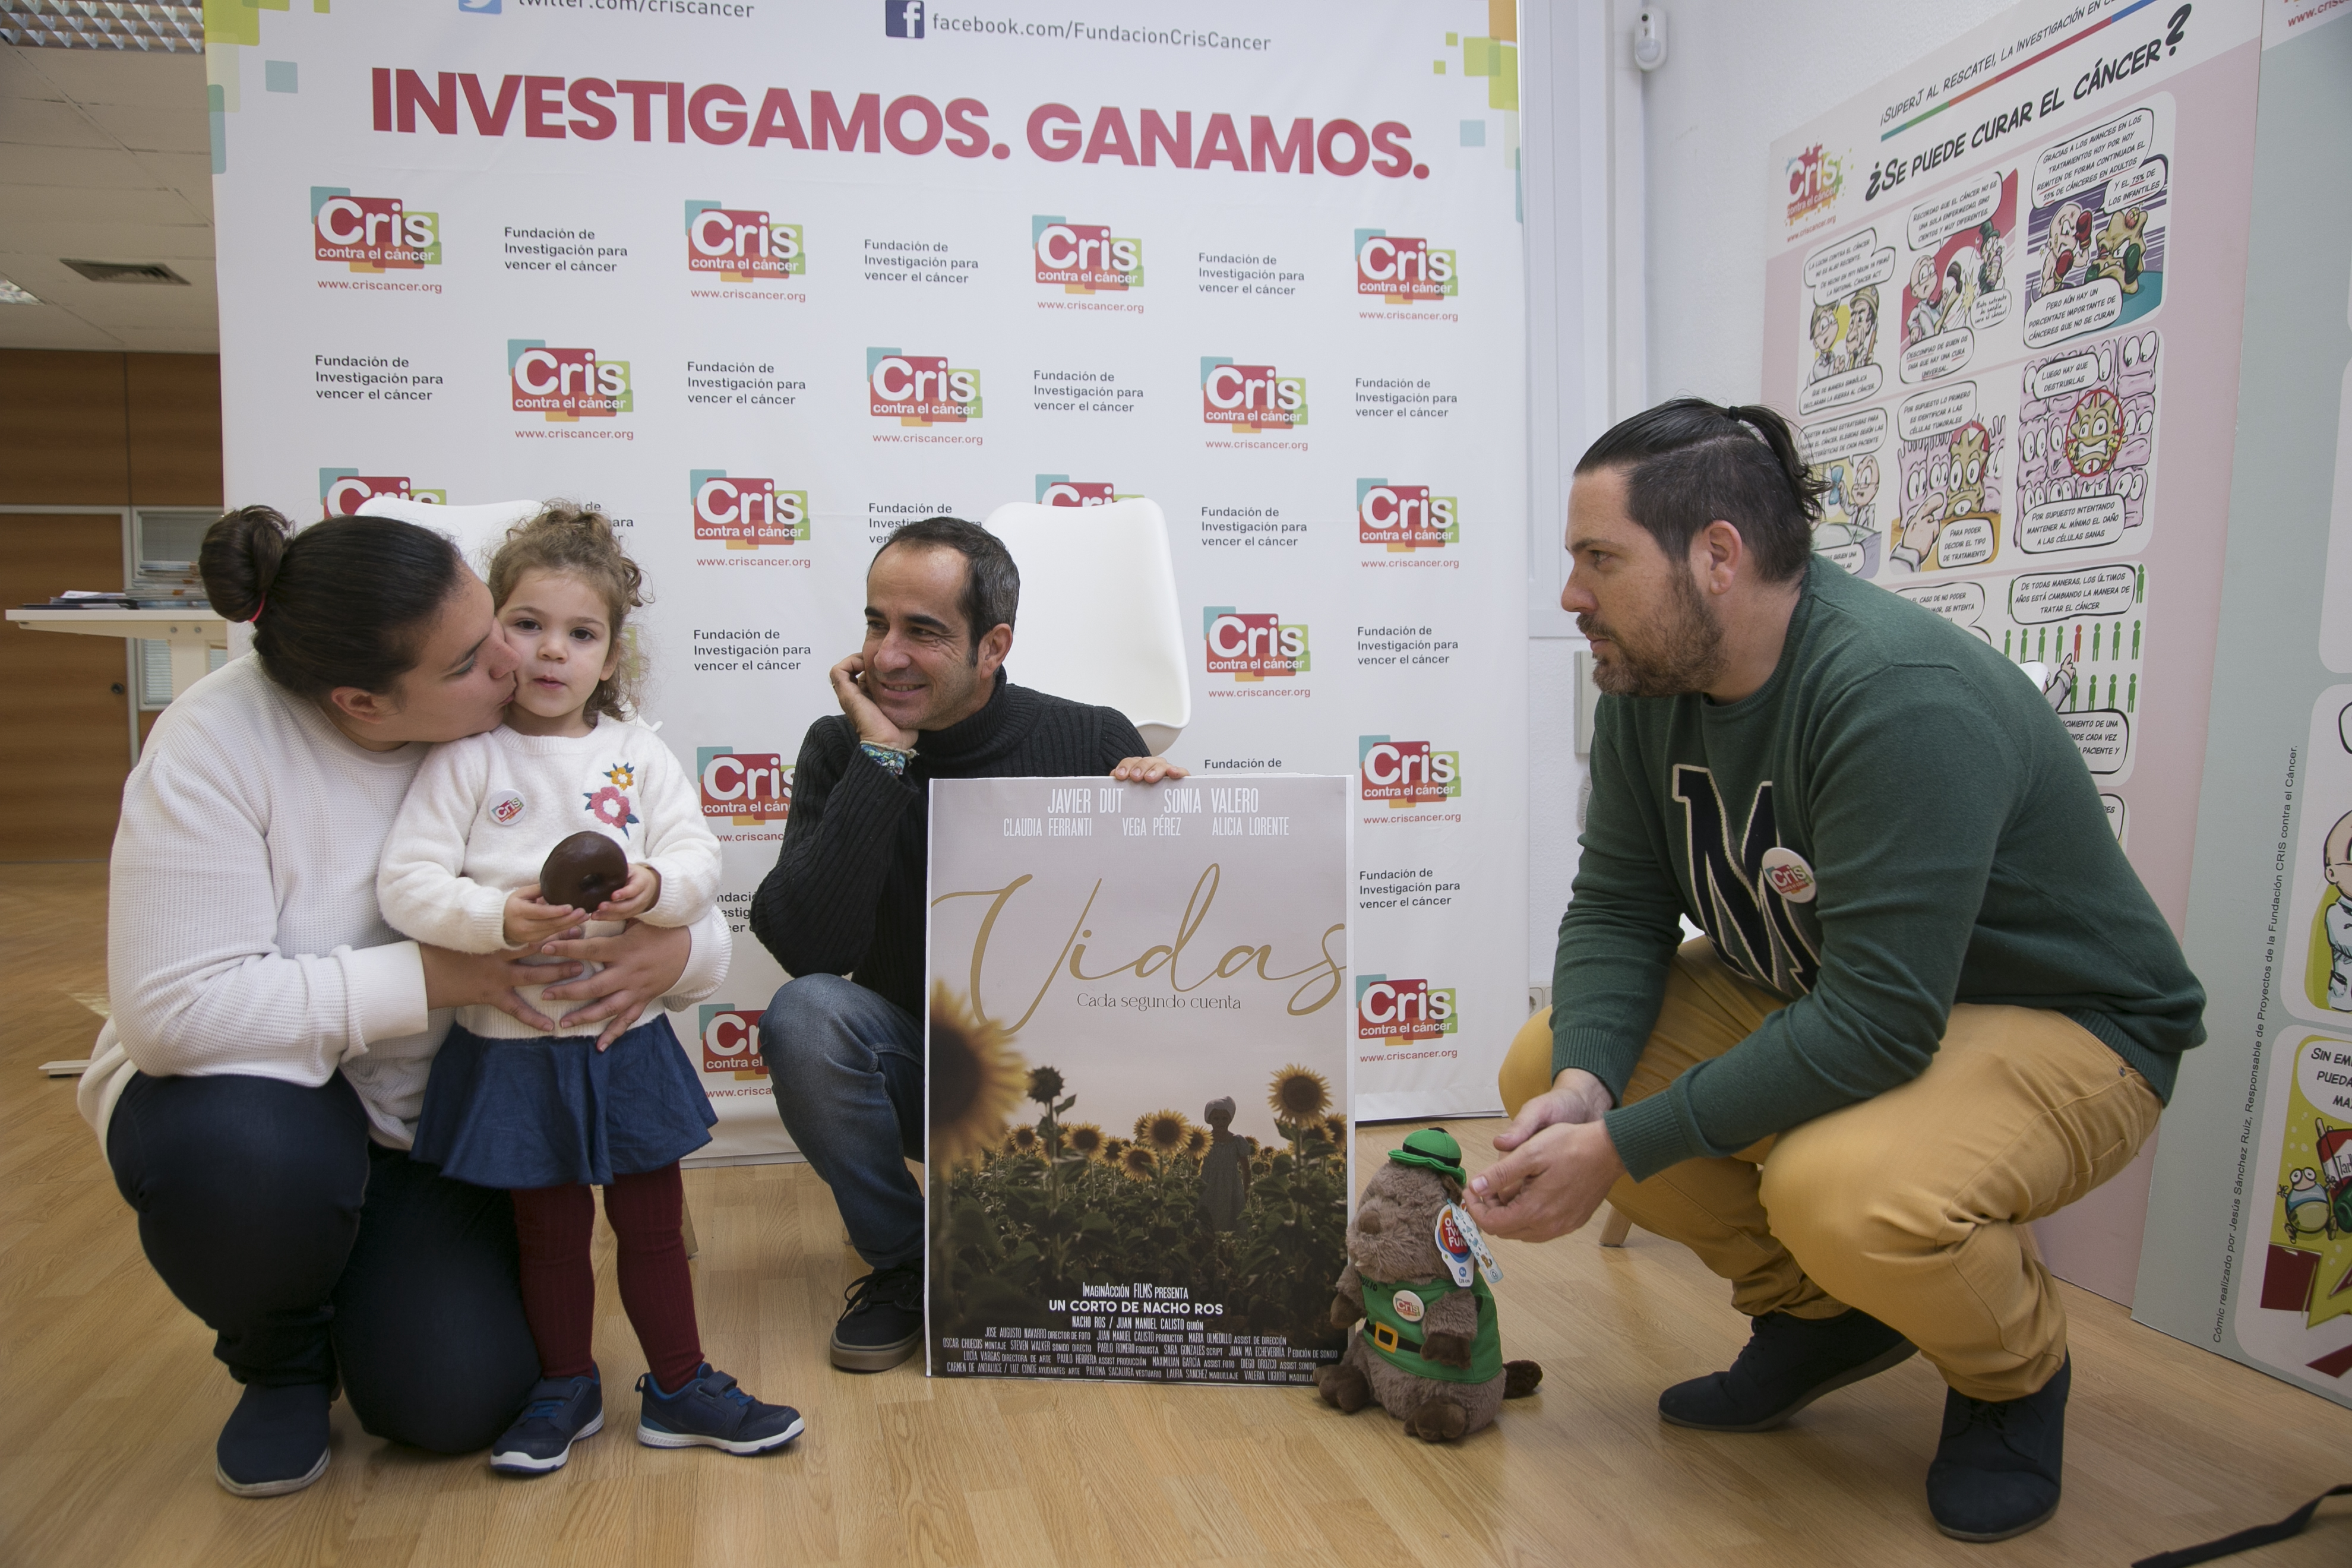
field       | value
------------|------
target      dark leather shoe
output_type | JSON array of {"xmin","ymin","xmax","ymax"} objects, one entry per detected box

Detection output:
[
  {"xmin": 1659, "ymin": 1308, "xmax": 1916, "ymax": 1431},
  {"xmin": 1927, "ymin": 1355, "xmax": 2068, "ymax": 1542}
]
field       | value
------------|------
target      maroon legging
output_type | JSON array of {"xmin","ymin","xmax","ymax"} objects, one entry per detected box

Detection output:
[{"xmin": 508, "ymin": 1164, "xmax": 703, "ymax": 1393}]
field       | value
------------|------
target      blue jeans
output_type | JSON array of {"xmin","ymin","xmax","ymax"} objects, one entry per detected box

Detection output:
[
  {"xmin": 107, "ymin": 1070, "xmax": 540, "ymax": 1452},
  {"xmin": 761, "ymin": 974, "xmax": 924, "ymax": 1270}
]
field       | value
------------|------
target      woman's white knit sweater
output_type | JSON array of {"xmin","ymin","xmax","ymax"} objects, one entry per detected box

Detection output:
[
  {"xmin": 377, "ymin": 715, "xmax": 722, "ymax": 1038},
  {"xmin": 77, "ymin": 655, "xmax": 730, "ymax": 1149}
]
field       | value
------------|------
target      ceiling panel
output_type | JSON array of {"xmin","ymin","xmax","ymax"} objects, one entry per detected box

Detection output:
[{"xmin": 0, "ymin": 42, "xmax": 215, "ymax": 352}]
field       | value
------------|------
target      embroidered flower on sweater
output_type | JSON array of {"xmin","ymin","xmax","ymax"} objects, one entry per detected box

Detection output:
[{"xmin": 586, "ymin": 779, "xmax": 640, "ymax": 836}]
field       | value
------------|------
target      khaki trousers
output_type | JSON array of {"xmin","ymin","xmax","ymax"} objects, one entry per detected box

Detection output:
[{"xmin": 1503, "ymin": 940, "xmax": 2160, "ymax": 1400}]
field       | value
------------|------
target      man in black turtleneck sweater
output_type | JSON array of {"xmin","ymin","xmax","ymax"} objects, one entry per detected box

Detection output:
[{"xmin": 752, "ymin": 516, "xmax": 1177, "ymax": 1372}]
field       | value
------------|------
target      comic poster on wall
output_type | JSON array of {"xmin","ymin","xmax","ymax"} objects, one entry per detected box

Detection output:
[
  {"xmin": 1763, "ymin": 0, "xmax": 2260, "ymax": 920},
  {"xmin": 924, "ymin": 774, "xmax": 1351, "ymax": 1384},
  {"xmin": 1762, "ymin": 0, "xmax": 2265, "ymax": 1304}
]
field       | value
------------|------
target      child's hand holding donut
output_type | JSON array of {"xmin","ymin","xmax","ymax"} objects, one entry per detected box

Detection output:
[
  {"xmin": 502, "ymin": 885, "xmax": 583, "ymax": 949},
  {"xmin": 592, "ymin": 863, "xmax": 662, "ymax": 922}
]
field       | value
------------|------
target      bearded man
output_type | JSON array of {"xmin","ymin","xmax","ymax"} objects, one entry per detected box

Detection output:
[{"xmin": 1468, "ymin": 399, "xmax": 2204, "ymax": 1543}]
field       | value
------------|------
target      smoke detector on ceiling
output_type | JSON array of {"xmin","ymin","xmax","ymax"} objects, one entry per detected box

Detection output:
[{"xmin": 61, "ymin": 260, "xmax": 190, "ymax": 286}]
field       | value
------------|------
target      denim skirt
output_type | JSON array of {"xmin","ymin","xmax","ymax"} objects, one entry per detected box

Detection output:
[{"xmin": 413, "ymin": 1014, "xmax": 715, "ymax": 1189}]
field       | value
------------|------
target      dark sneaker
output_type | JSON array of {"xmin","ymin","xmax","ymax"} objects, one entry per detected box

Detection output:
[
  {"xmin": 489, "ymin": 1371, "xmax": 605, "ymax": 1476},
  {"xmin": 1927, "ymin": 1355, "xmax": 2069, "ymax": 1542},
  {"xmin": 830, "ymin": 1264, "xmax": 922, "ymax": 1372},
  {"xmin": 636, "ymin": 1364, "xmax": 804, "ymax": 1455},
  {"xmin": 214, "ymin": 1382, "xmax": 332, "ymax": 1498},
  {"xmin": 1659, "ymin": 1308, "xmax": 1917, "ymax": 1432}
]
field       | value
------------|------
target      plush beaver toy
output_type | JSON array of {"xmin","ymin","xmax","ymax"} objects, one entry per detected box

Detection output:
[{"xmin": 1313, "ymin": 1127, "xmax": 1542, "ymax": 1440}]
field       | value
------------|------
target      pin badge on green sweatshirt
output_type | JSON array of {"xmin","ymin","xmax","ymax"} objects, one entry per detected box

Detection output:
[{"xmin": 1760, "ymin": 846, "xmax": 1816, "ymax": 903}]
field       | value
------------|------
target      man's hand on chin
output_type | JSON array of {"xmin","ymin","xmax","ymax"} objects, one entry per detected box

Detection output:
[
  {"xmin": 1110, "ymin": 757, "xmax": 1188, "ymax": 783},
  {"xmin": 1462, "ymin": 1118, "xmax": 1628, "ymax": 1243},
  {"xmin": 830, "ymin": 653, "xmax": 916, "ymax": 750}
]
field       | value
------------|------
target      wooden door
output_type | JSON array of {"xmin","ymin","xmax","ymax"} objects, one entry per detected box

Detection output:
[{"xmin": 0, "ymin": 514, "xmax": 132, "ymax": 859}]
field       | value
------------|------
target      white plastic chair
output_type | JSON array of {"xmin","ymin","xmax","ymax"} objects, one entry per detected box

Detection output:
[
  {"xmin": 353, "ymin": 497, "xmax": 540, "ymax": 577},
  {"xmin": 978, "ymin": 498, "xmax": 1191, "ymax": 753}
]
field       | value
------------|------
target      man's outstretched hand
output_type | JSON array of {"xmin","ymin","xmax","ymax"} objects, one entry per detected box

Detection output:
[
  {"xmin": 1463, "ymin": 1068, "xmax": 1628, "ymax": 1243},
  {"xmin": 1109, "ymin": 756, "xmax": 1188, "ymax": 783}
]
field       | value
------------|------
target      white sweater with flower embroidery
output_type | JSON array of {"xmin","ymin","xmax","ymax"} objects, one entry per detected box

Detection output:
[{"xmin": 377, "ymin": 714, "xmax": 725, "ymax": 1039}]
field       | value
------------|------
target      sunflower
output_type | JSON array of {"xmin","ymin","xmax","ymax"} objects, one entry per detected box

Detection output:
[
  {"xmin": 1184, "ymin": 1126, "xmax": 1209, "ymax": 1158},
  {"xmin": 1269, "ymin": 1064, "xmax": 1332, "ymax": 1123},
  {"xmin": 928, "ymin": 981, "xmax": 1028, "ymax": 1169},
  {"xmin": 1004, "ymin": 1124, "xmax": 1042, "ymax": 1156},
  {"xmin": 1027, "ymin": 1065, "xmax": 1065, "ymax": 1106},
  {"xmin": 1323, "ymin": 1113, "xmax": 1349, "ymax": 1145},
  {"xmin": 1136, "ymin": 1109, "xmax": 1192, "ymax": 1152},
  {"xmin": 1120, "ymin": 1145, "xmax": 1159, "ymax": 1181},
  {"xmin": 1101, "ymin": 1135, "xmax": 1130, "ymax": 1163},
  {"xmin": 1065, "ymin": 1122, "xmax": 1105, "ymax": 1160}
]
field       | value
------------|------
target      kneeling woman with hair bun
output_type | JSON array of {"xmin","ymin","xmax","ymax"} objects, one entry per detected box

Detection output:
[{"xmin": 82, "ymin": 505, "xmax": 731, "ymax": 1498}]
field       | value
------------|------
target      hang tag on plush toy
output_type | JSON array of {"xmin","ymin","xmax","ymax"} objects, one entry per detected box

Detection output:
[
  {"xmin": 1434, "ymin": 1205, "xmax": 1477, "ymax": 1287},
  {"xmin": 1437, "ymin": 1203, "xmax": 1504, "ymax": 1286},
  {"xmin": 1458, "ymin": 1206, "xmax": 1504, "ymax": 1284}
]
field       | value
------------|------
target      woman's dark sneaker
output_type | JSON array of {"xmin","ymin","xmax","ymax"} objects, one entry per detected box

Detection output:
[
  {"xmin": 214, "ymin": 1382, "xmax": 332, "ymax": 1498},
  {"xmin": 1926, "ymin": 1355, "xmax": 2069, "ymax": 1542},
  {"xmin": 830, "ymin": 1264, "xmax": 923, "ymax": 1371},
  {"xmin": 488, "ymin": 1371, "xmax": 605, "ymax": 1476},
  {"xmin": 636, "ymin": 1364, "xmax": 804, "ymax": 1455},
  {"xmin": 1658, "ymin": 1307, "xmax": 1917, "ymax": 1431}
]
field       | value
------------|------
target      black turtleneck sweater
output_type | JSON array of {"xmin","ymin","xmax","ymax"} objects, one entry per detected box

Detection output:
[{"xmin": 750, "ymin": 672, "xmax": 1146, "ymax": 1017}]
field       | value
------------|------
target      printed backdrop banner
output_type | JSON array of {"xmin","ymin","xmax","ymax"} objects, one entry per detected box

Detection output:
[
  {"xmin": 1759, "ymin": 0, "xmax": 2264, "ymax": 1299},
  {"xmin": 206, "ymin": 1, "xmax": 1532, "ymax": 1156},
  {"xmin": 924, "ymin": 773, "xmax": 1350, "ymax": 1383}
]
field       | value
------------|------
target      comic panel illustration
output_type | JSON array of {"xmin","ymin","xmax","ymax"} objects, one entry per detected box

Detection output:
[
  {"xmin": 2021, "ymin": 97, "xmax": 2172, "ymax": 350},
  {"xmin": 1893, "ymin": 561, "xmax": 2148, "ymax": 788},
  {"xmin": 1795, "ymin": 225, "xmax": 1894, "ymax": 416},
  {"xmin": 1886, "ymin": 376, "xmax": 2018, "ymax": 576},
  {"xmin": 2284, "ymin": 687, "xmax": 2352, "ymax": 1029},
  {"xmin": 1800, "ymin": 405, "xmax": 1891, "ymax": 579},
  {"xmin": 2254, "ymin": 1043, "xmax": 2352, "ymax": 1339},
  {"xmin": 2016, "ymin": 330, "xmax": 2162, "ymax": 560},
  {"xmin": 1898, "ymin": 168, "xmax": 2021, "ymax": 385}
]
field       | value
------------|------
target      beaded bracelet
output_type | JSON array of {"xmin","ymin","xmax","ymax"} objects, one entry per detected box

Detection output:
[{"xmin": 859, "ymin": 741, "xmax": 911, "ymax": 776}]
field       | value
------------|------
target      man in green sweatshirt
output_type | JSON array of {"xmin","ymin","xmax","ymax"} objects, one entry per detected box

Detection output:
[{"xmin": 1465, "ymin": 398, "xmax": 2203, "ymax": 1544}]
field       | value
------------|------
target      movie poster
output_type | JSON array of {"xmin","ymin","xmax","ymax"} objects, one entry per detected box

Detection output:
[{"xmin": 924, "ymin": 773, "xmax": 1351, "ymax": 1383}]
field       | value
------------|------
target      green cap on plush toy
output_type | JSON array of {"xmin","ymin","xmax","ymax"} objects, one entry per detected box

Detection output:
[{"xmin": 1388, "ymin": 1127, "xmax": 1466, "ymax": 1184}]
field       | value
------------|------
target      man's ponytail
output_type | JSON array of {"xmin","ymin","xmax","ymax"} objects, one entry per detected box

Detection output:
[{"xmin": 1575, "ymin": 397, "xmax": 1822, "ymax": 582}]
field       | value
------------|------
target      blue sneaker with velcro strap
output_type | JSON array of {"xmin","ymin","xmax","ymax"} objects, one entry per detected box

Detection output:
[
  {"xmin": 488, "ymin": 1371, "xmax": 603, "ymax": 1475},
  {"xmin": 636, "ymin": 1363, "xmax": 804, "ymax": 1454}
]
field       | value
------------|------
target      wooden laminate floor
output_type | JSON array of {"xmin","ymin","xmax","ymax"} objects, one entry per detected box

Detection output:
[{"xmin": 3, "ymin": 862, "xmax": 2347, "ymax": 1567}]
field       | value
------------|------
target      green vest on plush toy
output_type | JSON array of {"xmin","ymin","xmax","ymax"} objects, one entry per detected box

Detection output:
[{"xmin": 1359, "ymin": 1131, "xmax": 1504, "ymax": 1383}]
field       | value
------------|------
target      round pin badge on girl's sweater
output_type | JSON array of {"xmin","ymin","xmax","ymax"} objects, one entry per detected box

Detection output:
[{"xmin": 1759, "ymin": 846, "xmax": 1817, "ymax": 903}]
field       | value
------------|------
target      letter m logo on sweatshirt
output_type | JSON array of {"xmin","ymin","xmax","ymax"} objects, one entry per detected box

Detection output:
[{"xmin": 1670, "ymin": 766, "xmax": 1820, "ymax": 997}]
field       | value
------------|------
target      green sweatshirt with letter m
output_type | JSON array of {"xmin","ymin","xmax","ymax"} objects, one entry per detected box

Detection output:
[{"xmin": 1555, "ymin": 557, "xmax": 2205, "ymax": 1182}]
